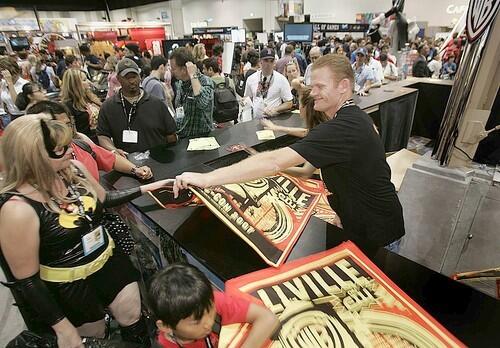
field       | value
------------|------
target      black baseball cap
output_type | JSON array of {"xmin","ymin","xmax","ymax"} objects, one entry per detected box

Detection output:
[{"xmin": 260, "ymin": 48, "xmax": 275, "ymax": 60}]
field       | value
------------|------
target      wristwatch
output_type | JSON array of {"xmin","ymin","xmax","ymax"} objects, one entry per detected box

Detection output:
[
  {"xmin": 190, "ymin": 73, "xmax": 200, "ymax": 80},
  {"xmin": 131, "ymin": 166, "xmax": 139, "ymax": 176}
]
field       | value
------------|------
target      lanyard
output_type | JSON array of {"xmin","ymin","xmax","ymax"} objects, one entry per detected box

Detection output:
[
  {"xmin": 120, "ymin": 91, "xmax": 139, "ymax": 130},
  {"xmin": 257, "ymin": 71, "xmax": 273, "ymax": 99}
]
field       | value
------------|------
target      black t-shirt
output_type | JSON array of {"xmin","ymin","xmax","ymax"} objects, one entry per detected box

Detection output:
[
  {"xmin": 290, "ymin": 104, "xmax": 404, "ymax": 247},
  {"xmin": 97, "ymin": 92, "xmax": 176, "ymax": 153}
]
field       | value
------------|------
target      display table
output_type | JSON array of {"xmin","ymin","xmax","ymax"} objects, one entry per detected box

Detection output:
[{"xmin": 102, "ymin": 86, "xmax": 498, "ymax": 346}]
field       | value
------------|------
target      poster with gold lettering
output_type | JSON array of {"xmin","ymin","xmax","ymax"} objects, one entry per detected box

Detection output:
[
  {"xmin": 220, "ymin": 241, "xmax": 465, "ymax": 348},
  {"xmin": 189, "ymin": 174, "xmax": 324, "ymax": 267}
]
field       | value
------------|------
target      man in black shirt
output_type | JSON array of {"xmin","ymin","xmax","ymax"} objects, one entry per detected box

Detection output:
[
  {"xmin": 97, "ymin": 58, "xmax": 177, "ymax": 155},
  {"xmin": 79, "ymin": 44, "xmax": 103, "ymax": 78},
  {"xmin": 173, "ymin": 54, "xmax": 404, "ymax": 252}
]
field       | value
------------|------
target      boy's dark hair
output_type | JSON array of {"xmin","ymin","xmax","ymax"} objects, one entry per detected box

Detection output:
[
  {"xmin": 151, "ymin": 55, "xmax": 168, "ymax": 70},
  {"xmin": 379, "ymin": 53, "xmax": 388, "ymax": 62},
  {"xmin": 202, "ymin": 57, "xmax": 220, "ymax": 73},
  {"xmin": 213, "ymin": 44, "xmax": 224, "ymax": 57},
  {"xmin": 148, "ymin": 263, "xmax": 214, "ymax": 328},
  {"xmin": 169, "ymin": 47, "xmax": 194, "ymax": 67}
]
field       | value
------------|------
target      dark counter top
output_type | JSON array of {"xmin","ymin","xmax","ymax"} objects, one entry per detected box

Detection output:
[{"xmin": 102, "ymin": 82, "xmax": 498, "ymax": 346}]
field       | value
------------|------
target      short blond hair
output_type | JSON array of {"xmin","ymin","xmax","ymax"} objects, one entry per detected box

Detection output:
[{"xmin": 311, "ymin": 54, "xmax": 354, "ymax": 88}]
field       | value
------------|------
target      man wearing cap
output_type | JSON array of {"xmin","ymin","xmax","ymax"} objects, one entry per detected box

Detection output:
[
  {"xmin": 97, "ymin": 58, "xmax": 177, "ymax": 156},
  {"xmin": 352, "ymin": 48, "xmax": 380, "ymax": 96},
  {"xmin": 244, "ymin": 47, "xmax": 293, "ymax": 119}
]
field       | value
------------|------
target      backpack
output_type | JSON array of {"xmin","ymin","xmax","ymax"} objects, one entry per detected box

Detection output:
[
  {"xmin": 213, "ymin": 77, "xmax": 239, "ymax": 123},
  {"xmin": 37, "ymin": 68, "xmax": 51, "ymax": 90}
]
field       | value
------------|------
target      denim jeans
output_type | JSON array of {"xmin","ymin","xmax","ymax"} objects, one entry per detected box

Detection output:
[
  {"xmin": 385, "ymin": 238, "xmax": 402, "ymax": 253},
  {"xmin": 1, "ymin": 114, "xmax": 11, "ymax": 128}
]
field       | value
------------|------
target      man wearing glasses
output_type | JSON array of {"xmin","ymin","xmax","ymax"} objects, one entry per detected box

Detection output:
[{"xmin": 243, "ymin": 48, "xmax": 293, "ymax": 119}]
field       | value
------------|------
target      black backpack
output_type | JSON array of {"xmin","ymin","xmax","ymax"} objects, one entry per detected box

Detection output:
[
  {"xmin": 37, "ymin": 68, "xmax": 51, "ymax": 90},
  {"xmin": 213, "ymin": 77, "xmax": 239, "ymax": 123}
]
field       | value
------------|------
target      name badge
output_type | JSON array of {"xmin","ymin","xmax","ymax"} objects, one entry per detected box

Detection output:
[
  {"xmin": 82, "ymin": 225, "xmax": 105, "ymax": 256},
  {"xmin": 175, "ymin": 106, "xmax": 185, "ymax": 121},
  {"xmin": 122, "ymin": 130, "xmax": 138, "ymax": 143}
]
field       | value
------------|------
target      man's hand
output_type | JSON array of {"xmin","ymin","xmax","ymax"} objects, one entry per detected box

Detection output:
[
  {"xmin": 134, "ymin": 166, "xmax": 153, "ymax": 180},
  {"xmin": 173, "ymin": 172, "xmax": 211, "ymax": 198},
  {"xmin": 357, "ymin": 89, "xmax": 368, "ymax": 96},
  {"xmin": 263, "ymin": 107, "xmax": 278, "ymax": 117},
  {"xmin": 186, "ymin": 62, "xmax": 198, "ymax": 79}
]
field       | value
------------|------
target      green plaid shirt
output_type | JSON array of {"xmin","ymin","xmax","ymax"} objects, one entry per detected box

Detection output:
[{"xmin": 174, "ymin": 74, "xmax": 214, "ymax": 137}]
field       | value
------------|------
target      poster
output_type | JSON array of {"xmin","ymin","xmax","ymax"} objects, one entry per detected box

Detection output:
[
  {"xmin": 221, "ymin": 241, "xmax": 465, "ymax": 348},
  {"xmin": 189, "ymin": 174, "xmax": 324, "ymax": 267}
]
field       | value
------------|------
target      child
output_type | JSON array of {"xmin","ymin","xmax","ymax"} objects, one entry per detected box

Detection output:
[{"xmin": 148, "ymin": 263, "xmax": 279, "ymax": 348}]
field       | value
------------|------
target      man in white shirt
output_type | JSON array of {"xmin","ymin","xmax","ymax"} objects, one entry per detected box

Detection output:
[
  {"xmin": 304, "ymin": 46, "xmax": 321, "ymax": 86},
  {"xmin": 244, "ymin": 48, "xmax": 293, "ymax": 119},
  {"xmin": 366, "ymin": 45, "xmax": 385, "ymax": 83},
  {"xmin": 352, "ymin": 48, "xmax": 379, "ymax": 96},
  {"xmin": 0, "ymin": 58, "xmax": 29, "ymax": 117},
  {"xmin": 427, "ymin": 55, "xmax": 442, "ymax": 79},
  {"xmin": 380, "ymin": 53, "xmax": 398, "ymax": 81}
]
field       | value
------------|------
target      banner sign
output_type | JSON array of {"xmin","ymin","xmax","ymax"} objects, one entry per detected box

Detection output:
[
  {"xmin": 221, "ymin": 241, "xmax": 465, "ymax": 348},
  {"xmin": 313, "ymin": 23, "xmax": 369, "ymax": 33},
  {"xmin": 466, "ymin": 0, "xmax": 499, "ymax": 43},
  {"xmin": 189, "ymin": 174, "xmax": 324, "ymax": 267},
  {"xmin": 192, "ymin": 26, "xmax": 237, "ymax": 35}
]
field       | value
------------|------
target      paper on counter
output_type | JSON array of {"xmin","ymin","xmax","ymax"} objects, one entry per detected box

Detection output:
[
  {"xmin": 187, "ymin": 137, "xmax": 220, "ymax": 151},
  {"xmin": 386, "ymin": 149, "xmax": 421, "ymax": 191},
  {"xmin": 256, "ymin": 130, "xmax": 276, "ymax": 140}
]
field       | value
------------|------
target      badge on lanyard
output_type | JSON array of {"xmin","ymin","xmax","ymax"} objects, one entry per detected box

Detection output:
[
  {"xmin": 175, "ymin": 106, "xmax": 185, "ymax": 121},
  {"xmin": 120, "ymin": 91, "xmax": 139, "ymax": 142},
  {"xmin": 82, "ymin": 225, "xmax": 105, "ymax": 256},
  {"xmin": 122, "ymin": 130, "xmax": 138, "ymax": 143}
]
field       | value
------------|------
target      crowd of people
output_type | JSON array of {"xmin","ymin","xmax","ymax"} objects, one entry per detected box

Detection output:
[{"xmin": 0, "ymin": 29, "xmax": 462, "ymax": 347}]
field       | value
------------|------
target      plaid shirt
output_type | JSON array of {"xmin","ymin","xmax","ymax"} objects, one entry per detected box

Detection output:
[{"xmin": 174, "ymin": 74, "xmax": 214, "ymax": 137}]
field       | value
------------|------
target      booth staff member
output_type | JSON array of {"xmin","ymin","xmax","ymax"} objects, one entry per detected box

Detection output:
[
  {"xmin": 97, "ymin": 58, "xmax": 177, "ymax": 155},
  {"xmin": 173, "ymin": 54, "xmax": 405, "ymax": 251},
  {"xmin": 244, "ymin": 48, "xmax": 293, "ymax": 119}
]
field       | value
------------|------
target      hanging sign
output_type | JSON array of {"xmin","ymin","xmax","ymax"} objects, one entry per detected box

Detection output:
[
  {"xmin": 466, "ymin": 0, "xmax": 499, "ymax": 43},
  {"xmin": 313, "ymin": 23, "xmax": 369, "ymax": 33}
]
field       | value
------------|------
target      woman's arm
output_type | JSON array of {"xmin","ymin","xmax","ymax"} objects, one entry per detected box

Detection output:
[
  {"xmin": 261, "ymin": 119, "xmax": 308, "ymax": 138},
  {"xmin": 0, "ymin": 199, "xmax": 83, "ymax": 348}
]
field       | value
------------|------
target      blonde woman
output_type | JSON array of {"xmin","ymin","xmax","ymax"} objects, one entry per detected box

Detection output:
[
  {"xmin": 192, "ymin": 43, "xmax": 208, "ymax": 70},
  {"xmin": 0, "ymin": 116, "xmax": 173, "ymax": 346},
  {"xmin": 104, "ymin": 56, "xmax": 121, "ymax": 99},
  {"xmin": 61, "ymin": 69, "xmax": 102, "ymax": 143}
]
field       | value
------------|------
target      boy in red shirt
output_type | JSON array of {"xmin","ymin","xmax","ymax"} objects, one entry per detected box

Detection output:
[{"xmin": 148, "ymin": 263, "xmax": 279, "ymax": 348}]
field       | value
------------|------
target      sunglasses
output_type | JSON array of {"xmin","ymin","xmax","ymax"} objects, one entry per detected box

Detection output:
[{"xmin": 40, "ymin": 118, "xmax": 70, "ymax": 159}]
